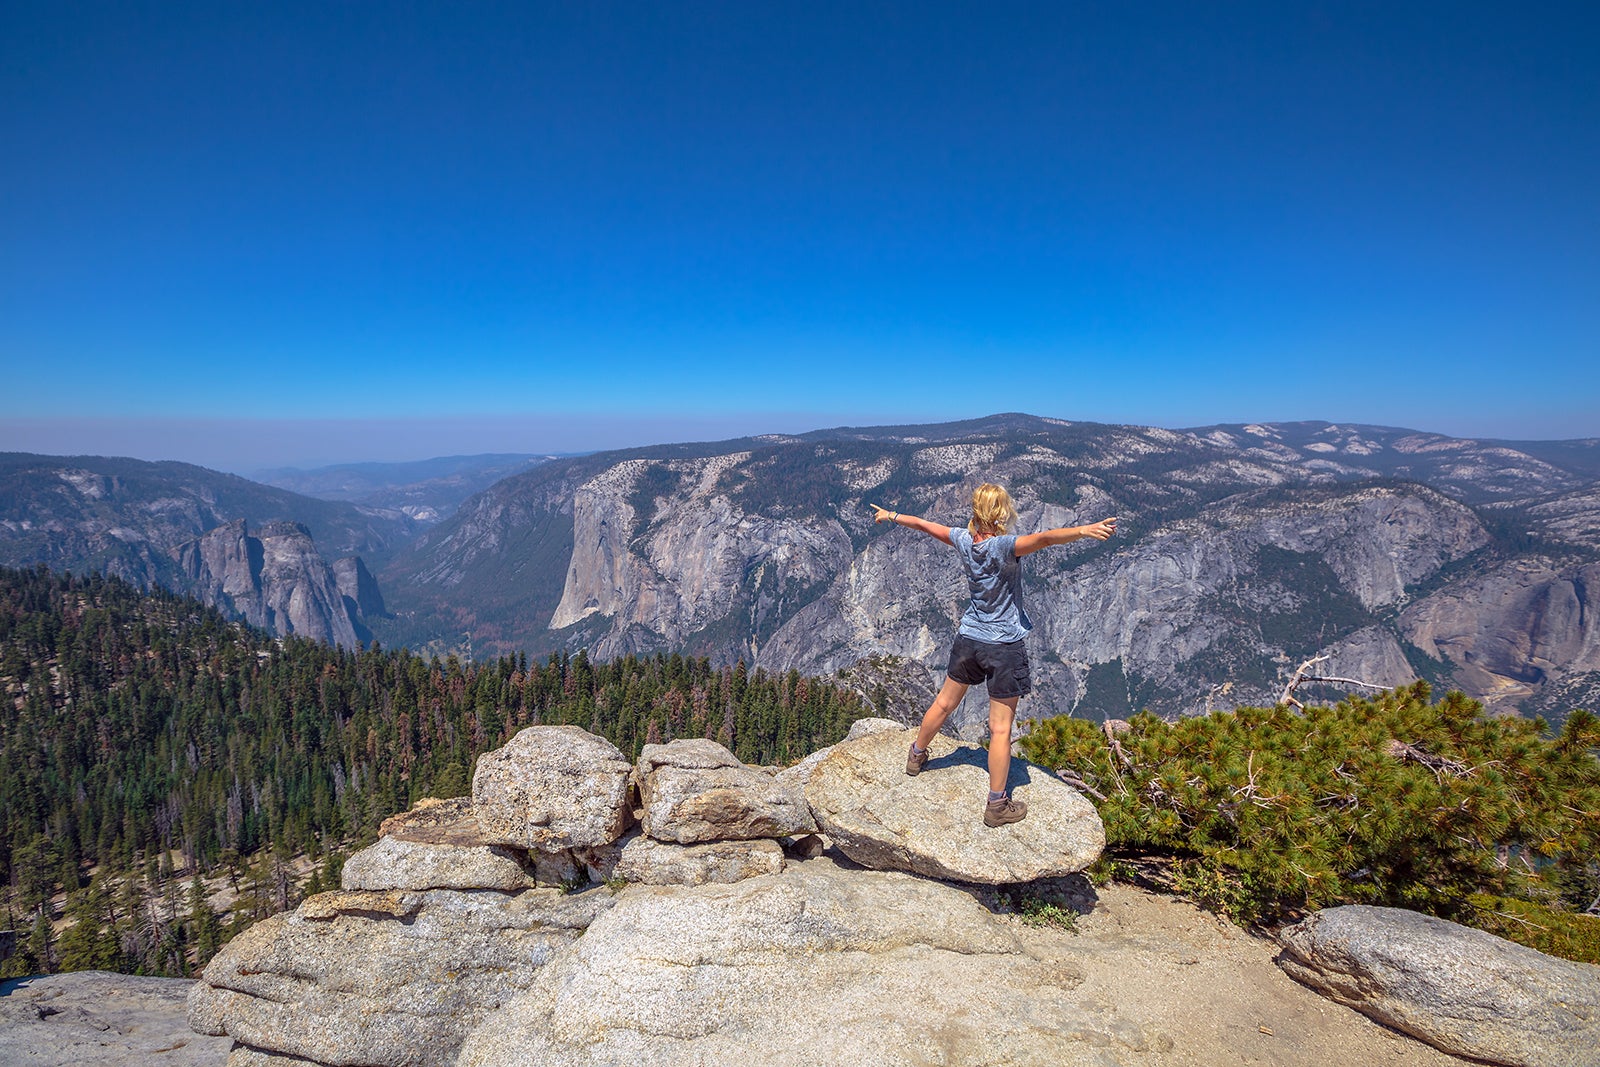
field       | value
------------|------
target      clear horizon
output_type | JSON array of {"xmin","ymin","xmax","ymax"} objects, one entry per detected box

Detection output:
[
  {"xmin": 2, "ymin": 408, "xmax": 1595, "ymax": 477},
  {"xmin": 4, "ymin": 4, "xmax": 1597, "ymax": 453}
]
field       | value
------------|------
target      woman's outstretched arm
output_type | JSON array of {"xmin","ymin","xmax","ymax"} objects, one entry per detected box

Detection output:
[
  {"xmin": 1014, "ymin": 517, "xmax": 1118, "ymax": 557},
  {"xmin": 870, "ymin": 503, "xmax": 954, "ymax": 546}
]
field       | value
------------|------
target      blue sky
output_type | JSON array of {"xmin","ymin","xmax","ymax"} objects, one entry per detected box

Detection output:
[{"xmin": 3, "ymin": 2, "xmax": 1597, "ymax": 470}]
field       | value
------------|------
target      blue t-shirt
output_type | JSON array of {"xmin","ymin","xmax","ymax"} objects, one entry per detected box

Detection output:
[{"xmin": 949, "ymin": 529, "xmax": 1031, "ymax": 643}]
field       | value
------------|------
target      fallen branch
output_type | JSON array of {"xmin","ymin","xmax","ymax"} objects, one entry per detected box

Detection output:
[
  {"xmin": 1387, "ymin": 739, "xmax": 1472, "ymax": 780},
  {"xmin": 1487, "ymin": 908, "xmax": 1550, "ymax": 932},
  {"xmin": 1056, "ymin": 768, "xmax": 1108, "ymax": 802}
]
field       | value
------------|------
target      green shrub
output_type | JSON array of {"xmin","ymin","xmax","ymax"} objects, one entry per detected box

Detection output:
[
  {"xmin": 1022, "ymin": 684, "xmax": 1600, "ymax": 959},
  {"xmin": 1467, "ymin": 894, "xmax": 1600, "ymax": 964}
]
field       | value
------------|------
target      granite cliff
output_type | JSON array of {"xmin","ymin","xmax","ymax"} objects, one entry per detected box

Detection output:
[
  {"xmin": 174, "ymin": 519, "xmax": 381, "ymax": 647},
  {"xmin": 385, "ymin": 416, "xmax": 1600, "ymax": 726},
  {"xmin": 0, "ymin": 453, "xmax": 405, "ymax": 648},
  {"xmin": 7, "ymin": 417, "xmax": 1598, "ymax": 707}
]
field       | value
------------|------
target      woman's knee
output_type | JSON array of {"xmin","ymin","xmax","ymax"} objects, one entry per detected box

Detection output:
[{"xmin": 988, "ymin": 699, "xmax": 1018, "ymax": 729}]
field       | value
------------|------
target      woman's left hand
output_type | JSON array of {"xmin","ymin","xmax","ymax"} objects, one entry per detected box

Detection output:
[{"xmin": 870, "ymin": 503, "xmax": 895, "ymax": 523}]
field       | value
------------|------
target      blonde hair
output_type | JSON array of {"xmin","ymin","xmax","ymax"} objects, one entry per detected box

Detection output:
[{"xmin": 968, "ymin": 483, "xmax": 1017, "ymax": 537}]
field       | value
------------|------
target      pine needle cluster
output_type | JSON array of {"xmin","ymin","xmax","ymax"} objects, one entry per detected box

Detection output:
[{"xmin": 1021, "ymin": 684, "xmax": 1600, "ymax": 952}]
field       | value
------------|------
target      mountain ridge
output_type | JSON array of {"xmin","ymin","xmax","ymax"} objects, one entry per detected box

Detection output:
[
  {"xmin": 377, "ymin": 413, "xmax": 1600, "ymax": 726},
  {"xmin": 5, "ymin": 413, "xmax": 1598, "ymax": 720},
  {"xmin": 0, "ymin": 452, "xmax": 409, "ymax": 647}
]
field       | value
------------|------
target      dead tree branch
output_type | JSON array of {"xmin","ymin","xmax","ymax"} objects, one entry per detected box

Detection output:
[
  {"xmin": 1103, "ymin": 719, "xmax": 1134, "ymax": 770},
  {"xmin": 1278, "ymin": 654, "xmax": 1389, "ymax": 709},
  {"xmin": 1386, "ymin": 739, "xmax": 1472, "ymax": 781},
  {"xmin": 1056, "ymin": 768, "xmax": 1108, "ymax": 802}
]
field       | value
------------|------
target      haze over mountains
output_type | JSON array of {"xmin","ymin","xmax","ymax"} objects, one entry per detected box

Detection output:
[
  {"xmin": 4, "ymin": 414, "xmax": 1598, "ymax": 730},
  {"xmin": 253, "ymin": 453, "xmax": 565, "ymax": 522}
]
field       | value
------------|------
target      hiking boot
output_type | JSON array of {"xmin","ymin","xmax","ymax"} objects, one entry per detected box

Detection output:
[
  {"xmin": 906, "ymin": 743, "xmax": 929, "ymax": 776},
  {"xmin": 983, "ymin": 795, "xmax": 1027, "ymax": 827}
]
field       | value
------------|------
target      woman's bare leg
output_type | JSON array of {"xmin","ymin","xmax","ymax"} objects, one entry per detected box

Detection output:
[
  {"xmin": 987, "ymin": 696, "xmax": 1019, "ymax": 794},
  {"xmin": 915, "ymin": 677, "xmax": 970, "ymax": 751}
]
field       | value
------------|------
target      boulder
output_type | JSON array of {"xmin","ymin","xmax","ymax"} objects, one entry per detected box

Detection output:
[
  {"xmin": 845, "ymin": 716, "xmax": 907, "ymax": 740},
  {"xmin": 340, "ymin": 835, "xmax": 531, "ymax": 892},
  {"xmin": 472, "ymin": 726, "xmax": 634, "ymax": 851},
  {"xmin": 605, "ymin": 831, "xmax": 786, "ymax": 886},
  {"xmin": 378, "ymin": 795, "xmax": 483, "ymax": 845},
  {"xmin": 803, "ymin": 728, "xmax": 1104, "ymax": 884},
  {"xmin": 633, "ymin": 738, "xmax": 815, "ymax": 844},
  {"xmin": 188, "ymin": 887, "xmax": 612, "ymax": 1067},
  {"xmin": 775, "ymin": 718, "xmax": 905, "ymax": 793},
  {"xmin": 1278, "ymin": 904, "xmax": 1600, "ymax": 1067},
  {"xmin": 454, "ymin": 859, "xmax": 1130, "ymax": 1067}
]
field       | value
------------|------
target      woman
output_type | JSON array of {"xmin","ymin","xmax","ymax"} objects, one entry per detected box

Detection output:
[{"xmin": 872, "ymin": 484, "xmax": 1116, "ymax": 826}]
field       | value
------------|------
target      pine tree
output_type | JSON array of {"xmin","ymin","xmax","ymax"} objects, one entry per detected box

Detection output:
[
  {"xmin": 0, "ymin": 565, "xmax": 872, "ymax": 976},
  {"xmin": 1022, "ymin": 682, "xmax": 1600, "ymax": 936},
  {"xmin": 187, "ymin": 874, "xmax": 222, "ymax": 972}
]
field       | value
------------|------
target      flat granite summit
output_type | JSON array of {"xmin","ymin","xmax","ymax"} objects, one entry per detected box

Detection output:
[
  {"xmin": 804, "ymin": 727, "xmax": 1105, "ymax": 883},
  {"xmin": 0, "ymin": 970, "xmax": 232, "ymax": 1066},
  {"xmin": 3, "ymin": 878, "xmax": 1491, "ymax": 1067}
]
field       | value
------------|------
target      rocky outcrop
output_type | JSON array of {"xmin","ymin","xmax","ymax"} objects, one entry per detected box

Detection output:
[
  {"xmin": 582, "ymin": 830, "xmax": 787, "ymax": 886},
  {"xmin": 455, "ymin": 861, "xmax": 1121, "ymax": 1067},
  {"xmin": 183, "ymin": 719, "xmax": 1566, "ymax": 1066},
  {"xmin": 632, "ymin": 738, "xmax": 815, "ymax": 843},
  {"xmin": 187, "ymin": 720, "xmax": 1108, "ymax": 1065},
  {"xmin": 188, "ymin": 888, "xmax": 612, "ymax": 1067},
  {"xmin": 1277, "ymin": 905, "xmax": 1600, "ymax": 1067},
  {"xmin": 173, "ymin": 520, "xmax": 373, "ymax": 648},
  {"xmin": 471, "ymin": 726, "xmax": 634, "ymax": 851},
  {"xmin": 1, "ymin": 970, "xmax": 232, "ymax": 1066},
  {"xmin": 804, "ymin": 728, "xmax": 1105, "ymax": 884},
  {"xmin": 332, "ymin": 554, "xmax": 387, "ymax": 620}
]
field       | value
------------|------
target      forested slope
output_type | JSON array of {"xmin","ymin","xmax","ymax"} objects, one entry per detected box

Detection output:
[{"xmin": 0, "ymin": 565, "xmax": 867, "ymax": 978}]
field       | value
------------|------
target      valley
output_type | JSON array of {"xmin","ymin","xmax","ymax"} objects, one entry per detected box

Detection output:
[{"xmin": 6, "ymin": 414, "xmax": 1600, "ymax": 731}]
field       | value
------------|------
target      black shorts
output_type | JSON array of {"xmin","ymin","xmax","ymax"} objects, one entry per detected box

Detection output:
[{"xmin": 946, "ymin": 634, "xmax": 1032, "ymax": 699}]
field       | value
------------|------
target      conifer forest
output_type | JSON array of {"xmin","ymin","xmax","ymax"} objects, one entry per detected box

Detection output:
[
  {"xmin": 0, "ymin": 565, "xmax": 868, "ymax": 978},
  {"xmin": 3, "ymin": 563, "xmax": 1598, "ymax": 981}
]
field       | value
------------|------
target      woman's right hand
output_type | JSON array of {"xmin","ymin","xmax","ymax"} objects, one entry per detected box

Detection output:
[
  {"xmin": 870, "ymin": 503, "xmax": 895, "ymax": 523},
  {"xmin": 1082, "ymin": 517, "xmax": 1118, "ymax": 540}
]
